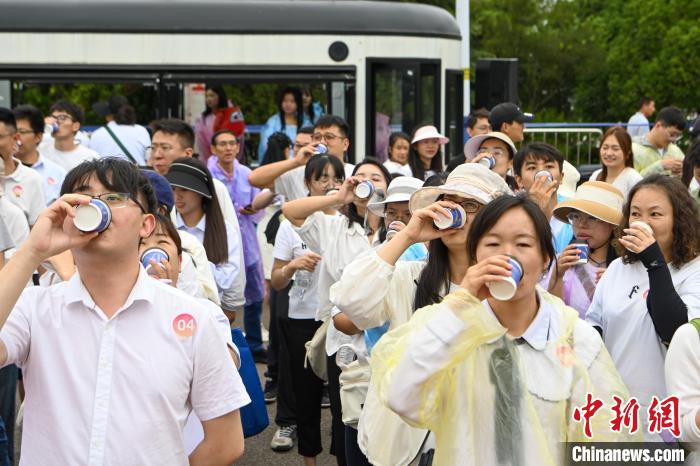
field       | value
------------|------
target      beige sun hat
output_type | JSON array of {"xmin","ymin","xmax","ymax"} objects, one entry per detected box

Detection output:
[
  {"xmin": 411, "ymin": 125, "xmax": 449, "ymax": 145},
  {"xmin": 463, "ymin": 131, "xmax": 517, "ymax": 161},
  {"xmin": 409, "ymin": 163, "xmax": 512, "ymax": 212},
  {"xmin": 368, "ymin": 176, "xmax": 424, "ymax": 217},
  {"xmin": 553, "ymin": 180, "xmax": 624, "ymax": 225}
]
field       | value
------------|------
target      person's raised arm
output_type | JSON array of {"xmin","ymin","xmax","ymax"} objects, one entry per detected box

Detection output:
[
  {"xmin": 0, "ymin": 194, "xmax": 96, "ymax": 329},
  {"xmin": 282, "ymin": 176, "xmax": 359, "ymax": 227},
  {"xmin": 248, "ymin": 143, "xmax": 315, "ymax": 189},
  {"xmin": 379, "ymin": 200, "xmax": 460, "ymax": 267}
]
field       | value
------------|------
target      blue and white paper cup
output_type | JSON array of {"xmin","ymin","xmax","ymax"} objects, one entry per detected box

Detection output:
[
  {"xmin": 141, "ymin": 248, "xmax": 170, "ymax": 274},
  {"xmin": 433, "ymin": 205, "xmax": 466, "ymax": 230},
  {"xmin": 386, "ymin": 221, "xmax": 405, "ymax": 240},
  {"xmin": 488, "ymin": 256, "xmax": 524, "ymax": 301},
  {"xmin": 74, "ymin": 199, "xmax": 111, "ymax": 233},
  {"xmin": 314, "ymin": 143, "xmax": 328, "ymax": 155},
  {"xmin": 573, "ymin": 242, "xmax": 589, "ymax": 264},
  {"xmin": 534, "ymin": 170, "xmax": 554, "ymax": 183},
  {"xmin": 354, "ymin": 181, "xmax": 375, "ymax": 199},
  {"xmin": 478, "ymin": 156, "xmax": 496, "ymax": 169}
]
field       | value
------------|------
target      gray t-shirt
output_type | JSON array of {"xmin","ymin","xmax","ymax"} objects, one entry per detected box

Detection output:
[{"xmin": 274, "ymin": 163, "xmax": 355, "ymax": 202}]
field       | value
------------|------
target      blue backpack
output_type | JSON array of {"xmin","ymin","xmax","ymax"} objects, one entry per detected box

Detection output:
[{"xmin": 231, "ymin": 328, "xmax": 269, "ymax": 437}]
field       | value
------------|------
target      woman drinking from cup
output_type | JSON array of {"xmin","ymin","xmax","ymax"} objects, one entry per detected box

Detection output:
[
  {"xmin": 372, "ymin": 194, "xmax": 636, "ymax": 465},
  {"xmin": 548, "ymin": 181, "xmax": 624, "ymax": 318},
  {"xmin": 587, "ymin": 174, "xmax": 700, "ymax": 442},
  {"xmin": 329, "ymin": 164, "xmax": 512, "ymax": 466}
]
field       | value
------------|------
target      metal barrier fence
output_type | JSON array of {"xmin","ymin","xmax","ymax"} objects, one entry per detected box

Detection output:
[{"xmin": 523, "ymin": 127, "xmax": 604, "ymax": 166}]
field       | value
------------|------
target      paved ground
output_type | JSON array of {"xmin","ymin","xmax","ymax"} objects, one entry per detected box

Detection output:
[{"xmin": 236, "ymin": 361, "xmax": 338, "ymax": 466}]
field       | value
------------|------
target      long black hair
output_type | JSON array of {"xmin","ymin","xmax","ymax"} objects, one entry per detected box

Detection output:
[
  {"xmin": 413, "ymin": 237, "xmax": 452, "ymax": 310},
  {"xmin": 262, "ymin": 131, "xmax": 292, "ymax": 166},
  {"xmin": 408, "ymin": 125, "xmax": 444, "ymax": 180},
  {"xmin": 346, "ymin": 158, "xmax": 391, "ymax": 236},
  {"xmin": 202, "ymin": 84, "xmax": 228, "ymax": 118},
  {"xmin": 171, "ymin": 157, "xmax": 229, "ymax": 265},
  {"xmin": 278, "ymin": 87, "xmax": 304, "ymax": 131},
  {"xmin": 301, "ymin": 87, "xmax": 315, "ymax": 123}
]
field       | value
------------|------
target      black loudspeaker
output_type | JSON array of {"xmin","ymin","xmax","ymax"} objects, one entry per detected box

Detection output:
[{"xmin": 474, "ymin": 59, "xmax": 518, "ymax": 110}]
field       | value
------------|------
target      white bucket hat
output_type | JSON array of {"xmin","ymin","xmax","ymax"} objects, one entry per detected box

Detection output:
[
  {"xmin": 553, "ymin": 181, "xmax": 624, "ymax": 225},
  {"xmin": 368, "ymin": 176, "xmax": 424, "ymax": 217},
  {"xmin": 558, "ymin": 160, "xmax": 581, "ymax": 199},
  {"xmin": 411, "ymin": 125, "xmax": 449, "ymax": 145},
  {"xmin": 409, "ymin": 163, "xmax": 512, "ymax": 212},
  {"xmin": 463, "ymin": 131, "xmax": 517, "ymax": 161}
]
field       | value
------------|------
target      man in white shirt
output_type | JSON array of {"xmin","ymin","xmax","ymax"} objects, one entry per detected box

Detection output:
[
  {"xmin": 627, "ymin": 96, "xmax": 655, "ymax": 139},
  {"xmin": 13, "ymin": 105, "xmax": 67, "ymax": 206},
  {"xmin": 148, "ymin": 119, "xmax": 246, "ymax": 316},
  {"xmin": 41, "ymin": 100, "xmax": 99, "ymax": 172},
  {"xmin": 0, "ymin": 157, "xmax": 247, "ymax": 465},
  {"xmin": 90, "ymin": 96, "xmax": 151, "ymax": 165},
  {"xmin": 0, "ymin": 108, "xmax": 46, "ymax": 225},
  {"xmin": 248, "ymin": 115, "xmax": 356, "ymax": 200}
]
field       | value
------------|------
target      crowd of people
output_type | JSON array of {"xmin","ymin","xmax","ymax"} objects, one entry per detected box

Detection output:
[{"xmin": 0, "ymin": 91, "xmax": 698, "ymax": 466}]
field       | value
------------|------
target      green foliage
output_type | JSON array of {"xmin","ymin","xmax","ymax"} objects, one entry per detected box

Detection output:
[{"xmin": 399, "ymin": 0, "xmax": 700, "ymax": 122}]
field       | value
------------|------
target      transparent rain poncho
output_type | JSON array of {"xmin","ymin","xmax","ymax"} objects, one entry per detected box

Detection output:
[{"xmin": 371, "ymin": 288, "xmax": 640, "ymax": 466}]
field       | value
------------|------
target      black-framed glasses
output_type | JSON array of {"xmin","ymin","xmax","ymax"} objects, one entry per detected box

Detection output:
[
  {"xmin": 91, "ymin": 192, "xmax": 146, "ymax": 213},
  {"xmin": 51, "ymin": 114, "xmax": 73, "ymax": 123}
]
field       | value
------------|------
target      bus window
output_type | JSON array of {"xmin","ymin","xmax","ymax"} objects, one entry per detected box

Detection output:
[
  {"xmin": 368, "ymin": 60, "xmax": 440, "ymax": 163},
  {"xmin": 444, "ymin": 69, "xmax": 464, "ymax": 160}
]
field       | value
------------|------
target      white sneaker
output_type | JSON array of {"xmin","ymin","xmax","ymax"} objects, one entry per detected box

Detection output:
[{"xmin": 270, "ymin": 425, "xmax": 297, "ymax": 452}]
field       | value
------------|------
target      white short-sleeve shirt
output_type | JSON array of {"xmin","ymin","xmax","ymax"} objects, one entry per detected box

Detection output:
[
  {"xmin": 586, "ymin": 256, "xmax": 700, "ymax": 439},
  {"xmin": 42, "ymin": 143, "xmax": 99, "ymax": 173},
  {"xmin": 89, "ymin": 122, "xmax": 151, "ymax": 166},
  {"xmin": 0, "ymin": 267, "xmax": 250, "ymax": 466},
  {"xmin": 273, "ymin": 219, "xmax": 320, "ymax": 320},
  {"xmin": 1, "ymin": 158, "xmax": 46, "ymax": 225}
]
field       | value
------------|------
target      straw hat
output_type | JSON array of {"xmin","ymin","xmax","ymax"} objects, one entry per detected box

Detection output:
[
  {"xmin": 553, "ymin": 181, "xmax": 624, "ymax": 225},
  {"xmin": 411, "ymin": 125, "xmax": 449, "ymax": 145},
  {"xmin": 409, "ymin": 163, "xmax": 512, "ymax": 212},
  {"xmin": 463, "ymin": 131, "xmax": 517, "ymax": 161},
  {"xmin": 368, "ymin": 176, "xmax": 424, "ymax": 217}
]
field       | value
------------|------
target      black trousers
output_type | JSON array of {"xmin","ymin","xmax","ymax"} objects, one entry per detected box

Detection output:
[
  {"xmin": 0, "ymin": 365, "xmax": 17, "ymax": 462},
  {"xmin": 327, "ymin": 353, "xmax": 347, "ymax": 466},
  {"xmin": 284, "ymin": 318, "xmax": 324, "ymax": 457},
  {"xmin": 345, "ymin": 425, "xmax": 372, "ymax": 466},
  {"xmin": 268, "ymin": 284, "xmax": 296, "ymax": 426}
]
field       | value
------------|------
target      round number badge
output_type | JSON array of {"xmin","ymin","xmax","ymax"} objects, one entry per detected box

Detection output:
[{"xmin": 172, "ymin": 313, "xmax": 197, "ymax": 337}]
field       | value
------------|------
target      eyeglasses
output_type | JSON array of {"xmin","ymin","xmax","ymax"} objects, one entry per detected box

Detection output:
[
  {"xmin": 566, "ymin": 212, "xmax": 602, "ymax": 226},
  {"xmin": 215, "ymin": 140, "xmax": 238, "ymax": 148},
  {"xmin": 91, "ymin": 192, "xmax": 146, "ymax": 213},
  {"xmin": 51, "ymin": 114, "xmax": 73, "ymax": 123},
  {"xmin": 384, "ymin": 210, "xmax": 412, "ymax": 224},
  {"xmin": 477, "ymin": 147, "xmax": 507, "ymax": 158},
  {"xmin": 459, "ymin": 199, "xmax": 482, "ymax": 213},
  {"xmin": 312, "ymin": 132, "xmax": 344, "ymax": 143},
  {"xmin": 663, "ymin": 126, "xmax": 682, "ymax": 143}
]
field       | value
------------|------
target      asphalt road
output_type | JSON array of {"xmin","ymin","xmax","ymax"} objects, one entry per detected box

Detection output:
[{"xmin": 236, "ymin": 362, "xmax": 338, "ymax": 466}]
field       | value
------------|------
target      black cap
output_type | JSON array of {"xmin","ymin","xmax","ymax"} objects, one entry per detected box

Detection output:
[
  {"xmin": 489, "ymin": 103, "xmax": 533, "ymax": 132},
  {"xmin": 92, "ymin": 95, "xmax": 129, "ymax": 118},
  {"xmin": 165, "ymin": 162, "xmax": 212, "ymax": 199}
]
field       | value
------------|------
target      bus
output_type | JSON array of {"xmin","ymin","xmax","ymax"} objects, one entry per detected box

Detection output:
[{"xmin": 0, "ymin": 0, "xmax": 463, "ymax": 163}]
